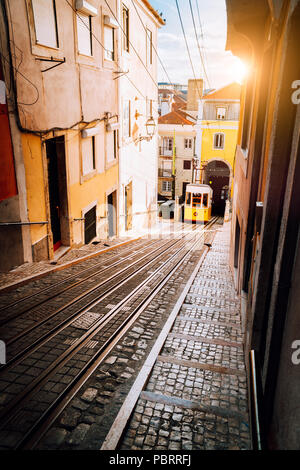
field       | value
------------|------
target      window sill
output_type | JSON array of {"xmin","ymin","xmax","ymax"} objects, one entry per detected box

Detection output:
[
  {"xmin": 80, "ymin": 169, "xmax": 97, "ymax": 184},
  {"xmin": 103, "ymin": 58, "xmax": 117, "ymax": 70},
  {"xmin": 105, "ymin": 159, "xmax": 118, "ymax": 171},
  {"xmin": 76, "ymin": 53, "xmax": 99, "ymax": 68},
  {"xmin": 32, "ymin": 44, "xmax": 64, "ymax": 61}
]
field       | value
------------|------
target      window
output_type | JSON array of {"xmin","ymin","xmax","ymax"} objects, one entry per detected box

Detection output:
[
  {"xmin": 146, "ymin": 28, "xmax": 152, "ymax": 65},
  {"xmin": 122, "ymin": 5, "xmax": 129, "ymax": 52},
  {"xmin": 186, "ymin": 192, "xmax": 191, "ymax": 205},
  {"xmin": 77, "ymin": 13, "xmax": 92, "ymax": 56},
  {"xmin": 82, "ymin": 136, "xmax": 96, "ymax": 175},
  {"xmin": 123, "ymin": 100, "xmax": 131, "ymax": 138},
  {"xmin": 216, "ymin": 107, "xmax": 226, "ymax": 120},
  {"xmin": 192, "ymin": 193, "xmax": 202, "ymax": 207},
  {"xmin": 163, "ymin": 137, "xmax": 173, "ymax": 152},
  {"xmin": 184, "ymin": 138, "xmax": 192, "ymax": 149},
  {"xmin": 107, "ymin": 130, "xmax": 118, "ymax": 163},
  {"xmin": 162, "ymin": 160, "xmax": 172, "ymax": 176},
  {"xmin": 104, "ymin": 26, "xmax": 114, "ymax": 61},
  {"xmin": 202, "ymin": 194, "xmax": 208, "ymax": 207},
  {"xmin": 162, "ymin": 181, "xmax": 172, "ymax": 192},
  {"xmin": 113, "ymin": 130, "xmax": 118, "ymax": 159},
  {"xmin": 183, "ymin": 160, "xmax": 191, "ymax": 170},
  {"xmin": 31, "ymin": 0, "xmax": 58, "ymax": 48},
  {"xmin": 214, "ymin": 133, "xmax": 224, "ymax": 149}
]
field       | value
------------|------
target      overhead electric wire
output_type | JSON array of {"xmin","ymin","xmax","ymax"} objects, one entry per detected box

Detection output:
[
  {"xmin": 65, "ymin": 0, "xmax": 147, "ymax": 100},
  {"xmin": 103, "ymin": 0, "xmax": 159, "ymax": 91},
  {"xmin": 175, "ymin": 0, "xmax": 202, "ymax": 100},
  {"xmin": 0, "ymin": 51, "xmax": 39, "ymax": 106},
  {"xmin": 189, "ymin": 0, "xmax": 210, "ymax": 90},
  {"xmin": 195, "ymin": 0, "xmax": 212, "ymax": 90},
  {"xmin": 195, "ymin": 0, "xmax": 204, "ymax": 40},
  {"xmin": 175, "ymin": 0, "xmax": 228, "ymax": 169},
  {"xmin": 130, "ymin": 0, "xmax": 175, "ymax": 89},
  {"xmin": 189, "ymin": 0, "xmax": 224, "ymax": 140}
]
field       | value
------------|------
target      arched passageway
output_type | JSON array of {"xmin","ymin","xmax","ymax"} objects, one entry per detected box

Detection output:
[{"xmin": 203, "ymin": 160, "xmax": 230, "ymax": 215}]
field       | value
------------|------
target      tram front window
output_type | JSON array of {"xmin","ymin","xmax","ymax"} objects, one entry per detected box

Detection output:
[
  {"xmin": 203, "ymin": 194, "xmax": 208, "ymax": 207},
  {"xmin": 192, "ymin": 193, "xmax": 202, "ymax": 206},
  {"xmin": 186, "ymin": 192, "xmax": 191, "ymax": 205}
]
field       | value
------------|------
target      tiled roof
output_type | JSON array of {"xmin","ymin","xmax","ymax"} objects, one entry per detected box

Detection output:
[
  {"xmin": 204, "ymin": 82, "xmax": 241, "ymax": 100},
  {"xmin": 159, "ymin": 110, "xmax": 194, "ymax": 125}
]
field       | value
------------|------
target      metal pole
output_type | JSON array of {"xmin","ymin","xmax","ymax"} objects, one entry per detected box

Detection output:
[{"xmin": 172, "ymin": 128, "xmax": 176, "ymax": 200}]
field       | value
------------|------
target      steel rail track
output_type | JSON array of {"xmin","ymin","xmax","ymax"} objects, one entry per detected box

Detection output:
[
  {"xmin": 1, "ymin": 216, "xmax": 219, "ymax": 449},
  {"xmin": 0, "ymin": 220, "xmax": 191, "ymax": 318},
  {"xmin": 0, "ymin": 224, "xmax": 201, "ymax": 368},
  {"xmin": 0, "ymin": 238, "xmax": 156, "ymax": 323},
  {"xmin": 0, "ymin": 223, "xmax": 195, "ymax": 334}
]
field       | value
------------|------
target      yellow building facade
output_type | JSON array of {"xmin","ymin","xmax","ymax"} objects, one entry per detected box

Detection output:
[
  {"xmin": 1, "ymin": 0, "xmax": 121, "ymax": 267},
  {"xmin": 196, "ymin": 83, "xmax": 241, "ymax": 214}
]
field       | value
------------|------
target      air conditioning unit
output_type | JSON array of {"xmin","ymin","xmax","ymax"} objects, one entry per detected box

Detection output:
[
  {"xmin": 76, "ymin": 0, "xmax": 98, "ymax": 16},
  {"xmin": 106, "ymin": 122, "xmax": 119, "ymax": 132},
  {"xmin": 81, "ymin": 126, "xmax": 100, "ymax": 138},
  {"xmin": 104, "ymin": 15, "xmax": 118, "ymax": 28}
]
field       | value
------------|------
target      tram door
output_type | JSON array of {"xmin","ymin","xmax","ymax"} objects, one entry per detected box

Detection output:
[
  {"xmin": 125, "ymin": 182, "xmax": 132, "ymax": 230},
  {"xmin": 107, "ymin": 191, "xmax": 117, "ymax": 238},
  {"xmin": 46, "ymin": 139, "xmax": 62, "ymax": 251}
]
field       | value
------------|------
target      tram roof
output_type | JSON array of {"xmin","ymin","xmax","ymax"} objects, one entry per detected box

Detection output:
[{"xmin": 186, "ymin": 184, "xmax": 213, "ymax": 193}]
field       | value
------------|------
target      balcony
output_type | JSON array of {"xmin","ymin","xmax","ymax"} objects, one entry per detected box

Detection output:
[
  {"xmin": 158, "ymin": 168, "xmax": 173, "ymax": 177},
  {"xmin": 159, "ymin": 146, "xmax": 176, "ymax": 157}
]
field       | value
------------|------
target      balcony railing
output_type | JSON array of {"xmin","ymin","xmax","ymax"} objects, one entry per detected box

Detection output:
[
  {"xmin": 159, "ymin": 146, "xmax": 176, "ymax": 157},
  {"xmin": 158, "ymin": 168, "xmax": 173, "ymax": 177}
]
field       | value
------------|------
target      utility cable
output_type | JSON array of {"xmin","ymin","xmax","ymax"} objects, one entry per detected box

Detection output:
[
  {"xmin": 65, "ymin": 0, "xmax": 147, "ymax": 99},
  {"xmin": 103, "ymin": 0, "xmax": 158, "ymax": 91}
]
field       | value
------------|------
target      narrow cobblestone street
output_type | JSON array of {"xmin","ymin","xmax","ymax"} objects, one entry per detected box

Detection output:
[
  {"xmin": 0, "ymin": 220, "xmax": 252, "ymax": 452},
  {"xmin": 119, "ymin": 222, "xmax": 251, "ymax": 450}
]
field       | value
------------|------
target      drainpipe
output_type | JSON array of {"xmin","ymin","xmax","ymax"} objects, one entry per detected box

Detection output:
[{"xmin": 172, "ymin": 128, "xmax": 176, "ymax": 200}]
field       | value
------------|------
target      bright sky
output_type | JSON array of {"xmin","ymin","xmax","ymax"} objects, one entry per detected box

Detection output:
[{"xmin": 149, "ymin": 0, "xmax": 241, "ymax": 91}]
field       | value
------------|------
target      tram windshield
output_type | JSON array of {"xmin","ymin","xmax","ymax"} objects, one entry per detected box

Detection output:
[
  {"xmin": 202, "ymin": 194, "xmax": 208, "ymax": 207},
  {"xmin": 192, "ymin": 193, "xmax": 202, "ymax": 206},
  {"xmin": 186, "ymin": 192, "xmax": 191, "ymax": 205}
]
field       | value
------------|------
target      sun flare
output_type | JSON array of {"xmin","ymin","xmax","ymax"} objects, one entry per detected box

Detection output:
[{"xmin": 232, "ymin": 58, "xmax": 249, "ymax": 84}]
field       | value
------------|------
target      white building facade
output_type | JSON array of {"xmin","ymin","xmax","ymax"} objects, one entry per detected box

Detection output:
[{"xmin": 117, "ymin": 1, "xmax": 164, "ymax": 235}]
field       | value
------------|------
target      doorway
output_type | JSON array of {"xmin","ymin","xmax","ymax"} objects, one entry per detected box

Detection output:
[
  {"xmin": 107, "ymin": 190, "xmax": 117, "ymax": 238},
  {"xmin": 234, "ymin": 218, "xmax": 241, "ymax": 269},
  {"xmin": 84, "ymin": 205, "xmax": 97, "ymax": 244},
  {"xmin": 125, "ymin": 182, "xmax": 132, "ymax": 231},
  {"xmin": 46, "ymin": 137, "xmax": 68, "ymax": 251}
]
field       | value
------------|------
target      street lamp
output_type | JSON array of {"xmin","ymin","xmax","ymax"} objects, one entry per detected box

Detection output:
[
  {"xmin": 145, "ymin": 116, "xmax": 156, "ymax": 138},
  {"xmin": 134, "ymin": 115, "xmax": 156, "ymax": 143}
]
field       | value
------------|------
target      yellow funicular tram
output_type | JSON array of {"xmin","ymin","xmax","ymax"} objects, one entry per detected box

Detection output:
[{"xmin": 184, "ymin": 183, "xmax": 213, "ymax": 223}]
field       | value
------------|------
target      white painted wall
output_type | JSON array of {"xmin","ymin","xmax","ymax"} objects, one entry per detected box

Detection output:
[{"xmin": 117, "ymin": 0, "xmax": 161, "ymax": 235}]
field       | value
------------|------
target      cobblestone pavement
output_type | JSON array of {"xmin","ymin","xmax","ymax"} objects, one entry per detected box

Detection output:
[
  {"xmin": 0, "ymin": 223, "xmax": 212, "ymax": 450},
  {"xmin": 3, "ymin": 220, "xmax": 250, "ymax": 451},
  {"xmin": 119, "ymin": 222, "xmax": 252, "ymax": 450}
]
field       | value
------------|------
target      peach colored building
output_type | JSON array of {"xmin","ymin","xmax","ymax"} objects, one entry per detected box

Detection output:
[{"xmin": 0, "ymin": 0, "xmax": 163, "ymax": 270}]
